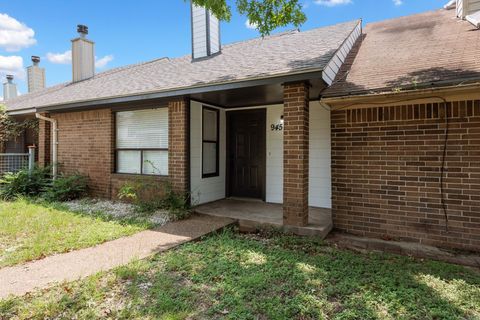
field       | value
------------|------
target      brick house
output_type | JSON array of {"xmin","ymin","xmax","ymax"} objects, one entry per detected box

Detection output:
[{"xmin": 4, "ymin": 2, "xmax": 480, "ymax": 251}]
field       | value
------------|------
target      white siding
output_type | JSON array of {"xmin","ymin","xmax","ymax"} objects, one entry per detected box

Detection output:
[
  {"xmin": 192, "ymin": 4, "xmax": 221, "ymax": 59},
  {"xmin": 27, "ymin": 66, "xmax": 46, "ymax": 93},
  {"xmin": 322, "ymin": 21, "xmax": 362, "ymax": 85},
  {"xmin": 209, "ymin": 15, "xmax": 220, "ymax": 53},
  {"xmin": 190, "ymin": 101, "xmax": 226, "ymax": 205},
  {"xmin": 457, "ymin": 0, "xmax": 480, "ymax": 18},
  {"xmin": 191, "ymin": 102, "xmax": 331, "ymax": 208},
  {"xmin": 264, "ymin": 103, "xmax": 332, "ymax": 208},
  {"xmin": 192, "ymin": 5, "xmax": 208, "ymax": 59},
  {"xmin": 309, "ymin": 102, "xmax": 332, "ymax": 208},
  {"xmin": 2, "ymin": 82, "xmax": 17, "ymax": 100},
  {"xmin": 266, "ymin": 105, "xmax": 284, "ymax": 203},
  {"xmin": 72, "ymin": 38, "xmax": 94, "ymax": 82}
]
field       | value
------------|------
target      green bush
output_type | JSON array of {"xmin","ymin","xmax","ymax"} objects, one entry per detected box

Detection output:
[
  {"xmin": 43, "ymin": 173, "xmax": 88, "ymax": 202},
  {"xmin": 0, "ymin": 167, "xmax": 88, "ymax": 202},
  {"xmin": 0, "ymin": 166, "xmax": 50, "ymax": 200},
  {"xmin": 118, "ymin": 180, "xmax": 191, "ymax": 220}
]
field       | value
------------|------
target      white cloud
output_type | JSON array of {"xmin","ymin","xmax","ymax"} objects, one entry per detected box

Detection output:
[
  {"xmin": 46, "ymin": 50, "xmax": 113, "ymax": 69},
  {"xmin": 245, "ymin": 19, "xmax": 258, "ymax": 30},
  {"xmin": 0, "ymin": 55, "xmax": 24, "ymax": 79},
  {"xmin": 46, "ymin": 50, "xmax": 72, "ymax": 64},
  {"xmin": 0, "ymin": 13, "xmax": 36, "ymax": 52},
  {"xmin": 393, "ymin": 0, "xmax": 403, "ymax": 5},
  {"xmin": 95, "ymin": 54, "xmax": 113, "ymax": 69},
  {"xmin": 315, "ymin": 0, "xmax": 352, "ymax": 7}
]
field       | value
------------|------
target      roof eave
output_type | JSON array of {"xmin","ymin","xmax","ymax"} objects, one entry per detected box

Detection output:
[
  {"xmin": 321, "ymin": 81, "xmax": 480, "ymax": 106},
  {"xmin": 34, "ymin": 69, "xmax": 327, "ymax": 113}
]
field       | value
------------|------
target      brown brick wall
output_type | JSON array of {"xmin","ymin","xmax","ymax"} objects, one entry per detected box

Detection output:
[
  {"xmin": 37, "ymin": 100, "xmax": 192, "ymax": 200},
  {"xmin": 168, "ymin": 98, "xmax": 190, "ymax": 194},
  {"xmin": 38, "ymin": 113, "xmax": 51, "ymax": 167},
  {"xmin": 283, "ymin": 81, "xmax": 310, "ymax": 226},
  {"xmin": 111, "ymin": 174, "xmax": 168, "ymax": 201},
  {"xmin": 52, "ymin": 109, "xmax": 113, "ymax": 198},
  {"xmin": 332, "ymin": 100, "xmax": 480, "ymax": 252}
]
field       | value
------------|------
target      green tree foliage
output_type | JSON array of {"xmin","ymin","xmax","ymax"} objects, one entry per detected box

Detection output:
[
  {"xmin": 190, "ymin": 0, "xmax": 307, "ymax": 36},
  {"xmin": 0, "ymin": 105, "xmax": 38, "ymax": 146}
]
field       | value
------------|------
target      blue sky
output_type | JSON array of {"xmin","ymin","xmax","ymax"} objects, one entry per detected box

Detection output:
[{"xmin": 1, "ymin": 0, "xmax": 447, "ymax": 95}]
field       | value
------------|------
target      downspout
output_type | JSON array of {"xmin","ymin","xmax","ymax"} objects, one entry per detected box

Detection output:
[{"xmin": 35, "ymin": 113, "xmax": 58, "ymax": 179}]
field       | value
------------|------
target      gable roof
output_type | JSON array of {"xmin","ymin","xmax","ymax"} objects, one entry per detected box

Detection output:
[
  {"xmin": 5, "ymin": 20, "xmax": 361, "ymax": 113},
  {"xmin": 323, "ymin": 9, "xmax": 480, "ymax": 98}
]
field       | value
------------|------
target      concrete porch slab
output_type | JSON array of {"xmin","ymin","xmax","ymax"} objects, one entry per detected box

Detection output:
[{"xmin": 194, "ymin": 199, "xmax": 333, "ymax": 239}]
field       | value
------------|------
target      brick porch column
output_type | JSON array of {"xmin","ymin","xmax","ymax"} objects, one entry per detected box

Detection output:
[
  {"xmin": 37, "ymin": 112, "xmax": 51, "ymax": 167},
  {"xmin": 168, "ymin": 98, "xmax": 190, "ymax": 194},
  {"xmin": 283, "ymin": 81, "xmax": 309, "ymax": 227}
]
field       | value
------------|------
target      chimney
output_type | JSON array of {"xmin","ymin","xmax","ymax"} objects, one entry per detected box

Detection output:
[
  {"xmin": 71, "ymin": 24, "xmax": 95, "ymax": 82},
  {"xmin": 191, "ymin": 3, "xmax": 221, "ymax": 60},
  {"xmin": 3, "ymin": 75, "xmax": 17, "ymax": 101},
  {"xmin": 456, "ymin": 0, "xmax": 479, "ymax": 19},
  {"xmin": 27, "ymin": 56, "xmax": 46, "ymax": 93}
]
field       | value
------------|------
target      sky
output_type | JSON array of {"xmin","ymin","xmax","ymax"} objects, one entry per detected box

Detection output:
[{"xmin": 1, "ymin": 0, "xmax": 448, "ymax": 96}]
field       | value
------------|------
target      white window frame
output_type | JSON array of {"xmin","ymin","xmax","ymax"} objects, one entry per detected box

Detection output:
[{"xmin": 115, "ymin": 108, "xmax": 169, "ymax": 176}]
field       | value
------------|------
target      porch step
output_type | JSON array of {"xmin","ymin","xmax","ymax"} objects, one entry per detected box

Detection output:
[
  {"xmin": 194, "ymin": 199, "xmax": 333, "ymax": 239},
  {"xmin": 237, "ymin": 219, "xmax": 333, "ymax": 239}
]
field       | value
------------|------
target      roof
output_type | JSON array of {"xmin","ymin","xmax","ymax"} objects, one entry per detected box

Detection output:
[
  {"xmin": 323, "ymin": 9, "xmax": 480, "ymax": 98},
  {"xmin": 5, "ymin": 20, "xmax": 361, "ymax": 113}
]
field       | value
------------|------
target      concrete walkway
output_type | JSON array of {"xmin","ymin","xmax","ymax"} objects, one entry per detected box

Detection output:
[{"xmin": 0, "ymin": 214, "xmax": 234, "ymax": 299}]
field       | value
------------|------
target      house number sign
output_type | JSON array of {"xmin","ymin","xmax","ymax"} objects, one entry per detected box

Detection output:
[{"xmin": 271, "ymin": 123, "xmax": 283, "ymax": 131}]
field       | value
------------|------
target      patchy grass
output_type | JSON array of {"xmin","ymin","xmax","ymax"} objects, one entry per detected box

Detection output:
[
  {"xmin": 1, "ymin": 229, "xmax": 479, "ymax": 319},
  {"xmin": 0, "ymin": 198, "xmax": 149, "ymax": 268}
]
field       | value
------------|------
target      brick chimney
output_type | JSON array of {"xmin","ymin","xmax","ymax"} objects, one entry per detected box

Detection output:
[
  {"xmin": 71, "ymin": 24, "xmax": 95, "ymax": 82},
  {"xmin": 27, "ymin": 56, "xmax": 46, "ymax": 93},
  {"xmin": 3, "ymin": 75, "xmax": 17, "ymax": 101}
]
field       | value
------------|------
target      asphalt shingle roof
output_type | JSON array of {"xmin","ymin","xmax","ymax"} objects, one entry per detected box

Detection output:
[
  {"xmin": 5, "ymin": 20, "xmax": 360, "ymax": 112},
  {"xmin": 324, "ymin": 9, "xmax": 480, "ymax": 97}
]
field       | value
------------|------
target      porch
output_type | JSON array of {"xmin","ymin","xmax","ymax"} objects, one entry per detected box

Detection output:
[{"xmin": 195, "ymin": 199, "xmax": 333, "ymax": 238}]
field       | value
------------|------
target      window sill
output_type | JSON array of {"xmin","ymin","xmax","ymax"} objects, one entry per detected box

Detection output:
[{"xmin": 111, "ymin": 173, "xmax": 169, "ymax": 179}]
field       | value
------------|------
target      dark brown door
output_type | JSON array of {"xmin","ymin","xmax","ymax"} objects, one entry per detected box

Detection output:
[{"xmin": 228, "ymin": 109, "xmax": 266, "ymax": 199}]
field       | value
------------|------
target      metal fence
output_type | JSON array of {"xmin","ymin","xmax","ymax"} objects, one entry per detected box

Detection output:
[{"xmin": 0, "ymin": 148, "xmax": 35, "ymax": 176}]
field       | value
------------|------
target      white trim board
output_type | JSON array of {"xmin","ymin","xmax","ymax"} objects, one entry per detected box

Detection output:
[{"xmin": 322, "ymin": 21, "xmax": 362, "ymax": 86}]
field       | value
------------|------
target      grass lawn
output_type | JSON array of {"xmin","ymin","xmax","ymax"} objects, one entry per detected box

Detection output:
[
  {"xmin": 0, "ymin": 198, "xmax": 150, "ymax": 268},
  {"xmin": 1, "ymin": 229, "xmax": 479, "ymax": 320}
]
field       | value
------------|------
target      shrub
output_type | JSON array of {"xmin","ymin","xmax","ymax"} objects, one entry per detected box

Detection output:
[
  {"xmin": 43, "ymin": 173, "xmax": 88, "ymax": 202},
  {"xmin": 117, "ymin": 180, "xmax": 191, "ymax": 220},
  {"xmin": 0, "ymin": 166, "xmax": 50, "ymax": 200},
  {"xmin": 0, "ymin": 167, "xmax": 88, "ymax": 202}
]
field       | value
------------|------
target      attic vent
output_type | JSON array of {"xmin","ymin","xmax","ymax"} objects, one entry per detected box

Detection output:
[{"xmin": 191, "ymin": 3, "xmax": 221, "ymax": 59}]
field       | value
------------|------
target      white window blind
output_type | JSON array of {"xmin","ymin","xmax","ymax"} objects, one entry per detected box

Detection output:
[
  {"xmin": 116, "ymin": 108, "xmax": 168, "ymax": 149},
  {"xmin": 116, "ymin": 108, "xmax": 169, "ymax": 175}
]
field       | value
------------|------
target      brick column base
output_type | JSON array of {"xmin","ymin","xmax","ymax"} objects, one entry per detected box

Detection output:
[
  {"xmin": 38, "ymin": 113, "xmax": 51, "ymax": 167},
  {"xmin": 168, "ymin": 98, "xmax": 190, "ymax": 194},
  {"xmin": 283, "ymin": 81, "xmax": 310, "ymax": 227}
]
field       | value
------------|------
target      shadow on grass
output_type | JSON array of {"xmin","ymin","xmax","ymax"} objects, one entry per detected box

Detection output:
[{"xmin": 1, "ymin": 229, "xmax": 479, "ymax": 319}]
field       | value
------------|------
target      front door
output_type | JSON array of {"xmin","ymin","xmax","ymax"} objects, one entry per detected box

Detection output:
[{"xmin": 227, "ymin": 109, "xmax": 266, "ymax": 199}]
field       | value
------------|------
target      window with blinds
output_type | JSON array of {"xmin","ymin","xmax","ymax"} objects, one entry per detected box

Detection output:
[
  {"xmin": 116, "ymin": 108, "xmax": 168, "ymax": 175},
  {"xmin": 202, "ymin": 106, "xmax": 219, "ymax": 178}
]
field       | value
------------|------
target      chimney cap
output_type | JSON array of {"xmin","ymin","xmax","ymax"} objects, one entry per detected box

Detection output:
[
  {"xmin": 6, "ymin": 74, "xmax": 14, "ymax": 81},
  {"xmin": 77, "ymin": 24, "xmax": 88, "ymax": 36},
  {"xmin": 31, "ymin": 56, "xmax": 40, "ymax": 64}
]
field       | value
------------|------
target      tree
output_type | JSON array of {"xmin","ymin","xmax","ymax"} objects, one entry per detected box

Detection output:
[
  {"xmin": 190, "ymin": 0, "xmax": 307, "ymax": 36},
  {"xmin": 0, "ymin": 105, "xmax": 38, "ymax": 151}
]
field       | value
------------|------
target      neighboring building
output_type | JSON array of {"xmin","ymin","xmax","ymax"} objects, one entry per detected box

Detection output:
[{"xmin": 4, "ymin": 2, "xmax": 480, "ymax": 251}]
